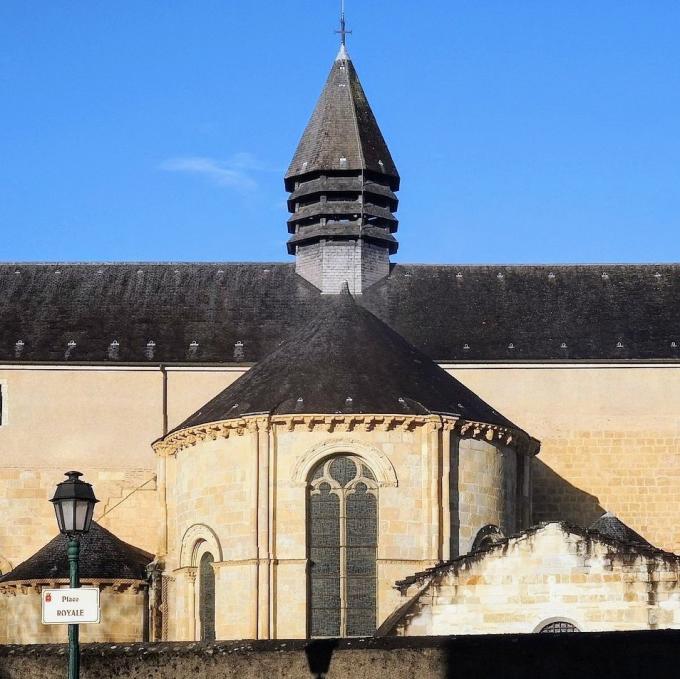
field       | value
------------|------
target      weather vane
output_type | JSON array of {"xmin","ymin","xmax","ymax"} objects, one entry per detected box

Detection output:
[{"xmin": 335, "ymin": 0, "xmax": 352, "ymax": 46}]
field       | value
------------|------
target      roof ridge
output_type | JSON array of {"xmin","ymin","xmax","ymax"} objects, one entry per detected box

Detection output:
[
  {"xmin": 344, "ymin": 60, "xmax": 366, "ymax": 224},
  {"xmin": 345, "ymin": 60, "xmax": 366, "ymax": 172}
]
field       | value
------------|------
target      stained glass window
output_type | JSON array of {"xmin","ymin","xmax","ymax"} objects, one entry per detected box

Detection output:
[
  {"xmin": 308, "ymin": 456, "xmax": 378, "ymax": 637},
  {"xmin": 199, "ymin": 552, "xmax": 216, "ymax": 641}
]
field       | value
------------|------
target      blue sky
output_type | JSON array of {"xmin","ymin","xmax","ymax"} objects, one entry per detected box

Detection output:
[{"xmin": 1, "ymin": 1, "xmax": 679, "ymax": 264}]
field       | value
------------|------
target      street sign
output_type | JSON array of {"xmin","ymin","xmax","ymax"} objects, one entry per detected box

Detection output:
[{"xmin": 41, "ymin": 587, "xmax": 100, "ymax": 625}]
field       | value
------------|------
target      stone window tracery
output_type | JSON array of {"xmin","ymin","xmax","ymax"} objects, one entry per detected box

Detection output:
[{"xmin": 308, "ymin": 455, "xmax": 378, "ymax": 637}]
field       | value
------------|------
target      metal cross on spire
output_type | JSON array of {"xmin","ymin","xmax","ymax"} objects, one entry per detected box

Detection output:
[{"xmin": 335, "ymin": 0, "xmax": 352, "ymax": 46}]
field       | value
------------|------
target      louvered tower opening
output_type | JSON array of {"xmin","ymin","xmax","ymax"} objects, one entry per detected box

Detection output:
[{"xmin": 285, "ymin": 47, "xmax": 400, "ymax": 294}]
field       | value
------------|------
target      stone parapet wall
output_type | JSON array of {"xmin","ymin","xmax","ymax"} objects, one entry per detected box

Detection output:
[
  {"xmin": 1, "ymin": 631, "xmax": 679, "ymax": 678},
  {"xmin": 392, "ymin": 523, "xmax": 680, "ymax": 637}
]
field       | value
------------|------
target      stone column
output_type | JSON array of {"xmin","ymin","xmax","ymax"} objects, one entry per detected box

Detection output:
[
  {"xmin": 257, "ymin": 418, "xmax": 271, "ymax": 639},
  {"xmin": 185, "ymin": 568, "xmax": 197, "ymax": 641}
]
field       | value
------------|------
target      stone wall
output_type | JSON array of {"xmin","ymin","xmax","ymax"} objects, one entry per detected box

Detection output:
[
  {"xmin": 295, "ymin": 242, "xmax": 323, "ymax": 290},
  {"xmin": 359, "ymin": 240, "xmax": 390, "ymax": 291},
  {"xmin": 456, "ymin": 438, "xmax": 520, "ymax": 555},
  {"xmin": 166, "ymin": 432, "xmax": 256, "ymax": 641},
  {"xmin": 448, "ymin": 364, "xmax": 680, "ymax": 552},
  {"xmin": 390, "ymin": 522, "xmax": 680, "ymax": 636},
  {"xmin": 1, "ymin": 631, "xmax": 679, "ymax": 678},
  {"xmin": 160, "ymin": 414, "xmax": 529, "ymax": 641},
  {"xmin": 0, "ymin": 582, "xmax": 147, "ymax": 644},
  {"xmin": 321, "ymin": 240, "xmax": 361, "ymax": 294},
  {"xmin": 0, "ymin": 365, "xmax": 243, "ymax": 576},
  {"xmin": 3, "ymin": 361, "xmax": 679, "ymax": 579},
  {"xmin": 295, "ymin": 239, "xmax": 390, "ymax": 294},
  {"xmin": 163, "ymin": 419, "xmax": 444, "ymax": 640}
]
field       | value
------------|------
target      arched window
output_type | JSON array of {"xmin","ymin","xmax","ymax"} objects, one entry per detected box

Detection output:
[
  {"xmin": 538, "ymin": 620, "xmax": 580, "ymax": 633},
  {"xmin": 199, "ymin": 552, "xmax": 215, "ymax": 641},
  {"xmin": 308, "ymin": 455, "xmax": 378, "ymax": 637},
  {"xmin": 471, "ymin": 525, "xmax": 504, "ymax": 553}
]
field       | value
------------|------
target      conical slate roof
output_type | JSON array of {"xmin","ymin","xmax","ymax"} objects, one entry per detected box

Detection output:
[
  {"xmin": 170, "ymin": 288, "xmax": 519, "ymax": 434},
  {"xmin": 588, "ymin": 512, "xmax": 651, "ymax": 547},
  {"xmin": 285, "ymin": 48, "xmax": 399, "ymax": 188},
  {"xmin": 0, "ymin": 522, "xmax": 152, "ymax": 583}
]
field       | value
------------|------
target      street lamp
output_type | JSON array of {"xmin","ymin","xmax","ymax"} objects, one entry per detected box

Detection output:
[{"xmin": 50, "ymin": 471, "xmax": 99, "ymax": 679}]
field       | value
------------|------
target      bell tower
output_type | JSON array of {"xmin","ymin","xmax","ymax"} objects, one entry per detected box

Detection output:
[{"xmin": 285, "ymin": 16, "xmax": 400, "ymax": 294}]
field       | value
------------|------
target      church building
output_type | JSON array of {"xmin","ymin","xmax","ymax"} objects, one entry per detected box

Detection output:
[{"xmin": 1, "ymin": 26, "xmax": 680, "ymax": 643}]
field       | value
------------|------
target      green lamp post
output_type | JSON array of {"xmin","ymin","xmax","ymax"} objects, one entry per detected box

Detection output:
[{"xmin": 50, "ymin": 471, "xmax": 99, "ymax": 679}]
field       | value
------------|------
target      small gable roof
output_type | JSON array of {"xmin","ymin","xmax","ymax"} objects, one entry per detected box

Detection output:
[{"xmin": 588, "ymin": 513, "xmax": 651, "ymax": 547}]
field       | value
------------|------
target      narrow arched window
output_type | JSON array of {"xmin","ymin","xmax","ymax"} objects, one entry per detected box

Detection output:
[
  {"xmin": 199, "ymin": 552, "xmax": 215, "ymax": 641},
  {"xmin": 308, "ymin": 456, "xmax": 378, "ymax": 637}
]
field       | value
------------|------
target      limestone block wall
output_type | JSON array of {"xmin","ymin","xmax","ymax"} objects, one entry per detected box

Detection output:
[
  {"xmin": 0, "ymin": 365, "xmax": 245, "ymax": 578},
  {"xmin": 161, "ymin": 414, "xmax": 526, "ymax": 641},
  {"xmin": 3, "ymin": 357, "xmax": 680, "ymax": 577},
  {"xmin": 392, "ymin": 523, "xmax": 680, "ymax": 637},
  {"xmin": 321, "ymin": 241, "xmax": 362, "ymax": 294},
  {"xmin": 0, "ymin": 582, "xmax": 147, "ymax": 644},
  {"xmin": 0, "ymin": 593, "xmax": 6, "ymax": 644},
  {"xmin": 165, "ymin": 432, "xmax": 256, "ymax": 640},
  {"xmin": 448, "ymin": 364, "xmax": 680, "ymax": 552},
  {"xmin": 163, "ymin": 421, "xmax": 436, "ymax": 640},
  {"xmin": 456, "ymin": 438, "xmax": 519, "ymax": 555},
  {"xmin": 0, "ymin": 366, "xmax": 165, "ymax": 569},
  {"xmin": 272, "ymin": 424, "xmax": 433, "ymax": 633}
]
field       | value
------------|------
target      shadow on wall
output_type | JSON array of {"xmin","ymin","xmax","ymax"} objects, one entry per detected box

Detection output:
[
  {"xmin": 442, "ymin": 630, "xmax": 680, "ymax": 679},
  {"xmin": 305, "ymin": 639, "xmax": 338, "ymax": 678},
  {"xmin": 531, "ymin": 459, "xmax": 604, "ymax": 528}
]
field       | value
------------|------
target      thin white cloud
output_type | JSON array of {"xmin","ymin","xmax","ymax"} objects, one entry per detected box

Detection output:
[
  {"xmin": 226, "ymin": 152, "xmax": 281, "ymax": 173},
  {"xmin": 160, "ymin": 155, "xmax": 261, "ymax": 193}
]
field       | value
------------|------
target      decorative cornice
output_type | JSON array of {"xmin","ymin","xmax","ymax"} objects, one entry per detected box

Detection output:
[
  {"xmin": 154, "ymin": 413, "xmax": 539, "ymax": 458},
  {"xmin": 0, "ymin": 578, "xmax": 147, "ymax": 595}
]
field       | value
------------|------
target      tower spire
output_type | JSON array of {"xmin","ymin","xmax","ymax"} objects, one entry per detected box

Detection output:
[
  {"xmin": 335, "ymin": 0, "xmax": 352, "ymax": 52},
  {"xmin": 284, "ymin": 18, "xmax": 400, "ymax": 295}
]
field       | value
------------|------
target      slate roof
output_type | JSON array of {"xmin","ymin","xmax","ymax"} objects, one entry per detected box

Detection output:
[
  {"xmin": 284, "ymin": 49, "xmax": 399, "ymax": 189},
  {"xmin": 1, "ymin": 262, "xmax": 679, "ymax": 363},
  {"xmin": 0, "ymin": 522, "xmax": 152, "ymax": 583},
  {"xmin": 170, "ymin": 286, "xmax": 519, "ymax": 433},
  {"xmin": 588, "ymin": 513, "xmax": 651, "ymax": 547}
]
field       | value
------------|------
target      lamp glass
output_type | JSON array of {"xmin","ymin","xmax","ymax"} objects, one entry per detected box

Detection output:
[{"xmin": 50, "ymin": 471, "xmax": 98, "ymax": 535}]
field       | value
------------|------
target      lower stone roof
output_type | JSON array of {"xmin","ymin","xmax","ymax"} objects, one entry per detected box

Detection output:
[
  {"xmin": 588, "ymin": 513, "xmax": 651, "ymax": 546},
  {"xmin": 1, "ymin": 262, "xmax": 679, "ymax": 363}
]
